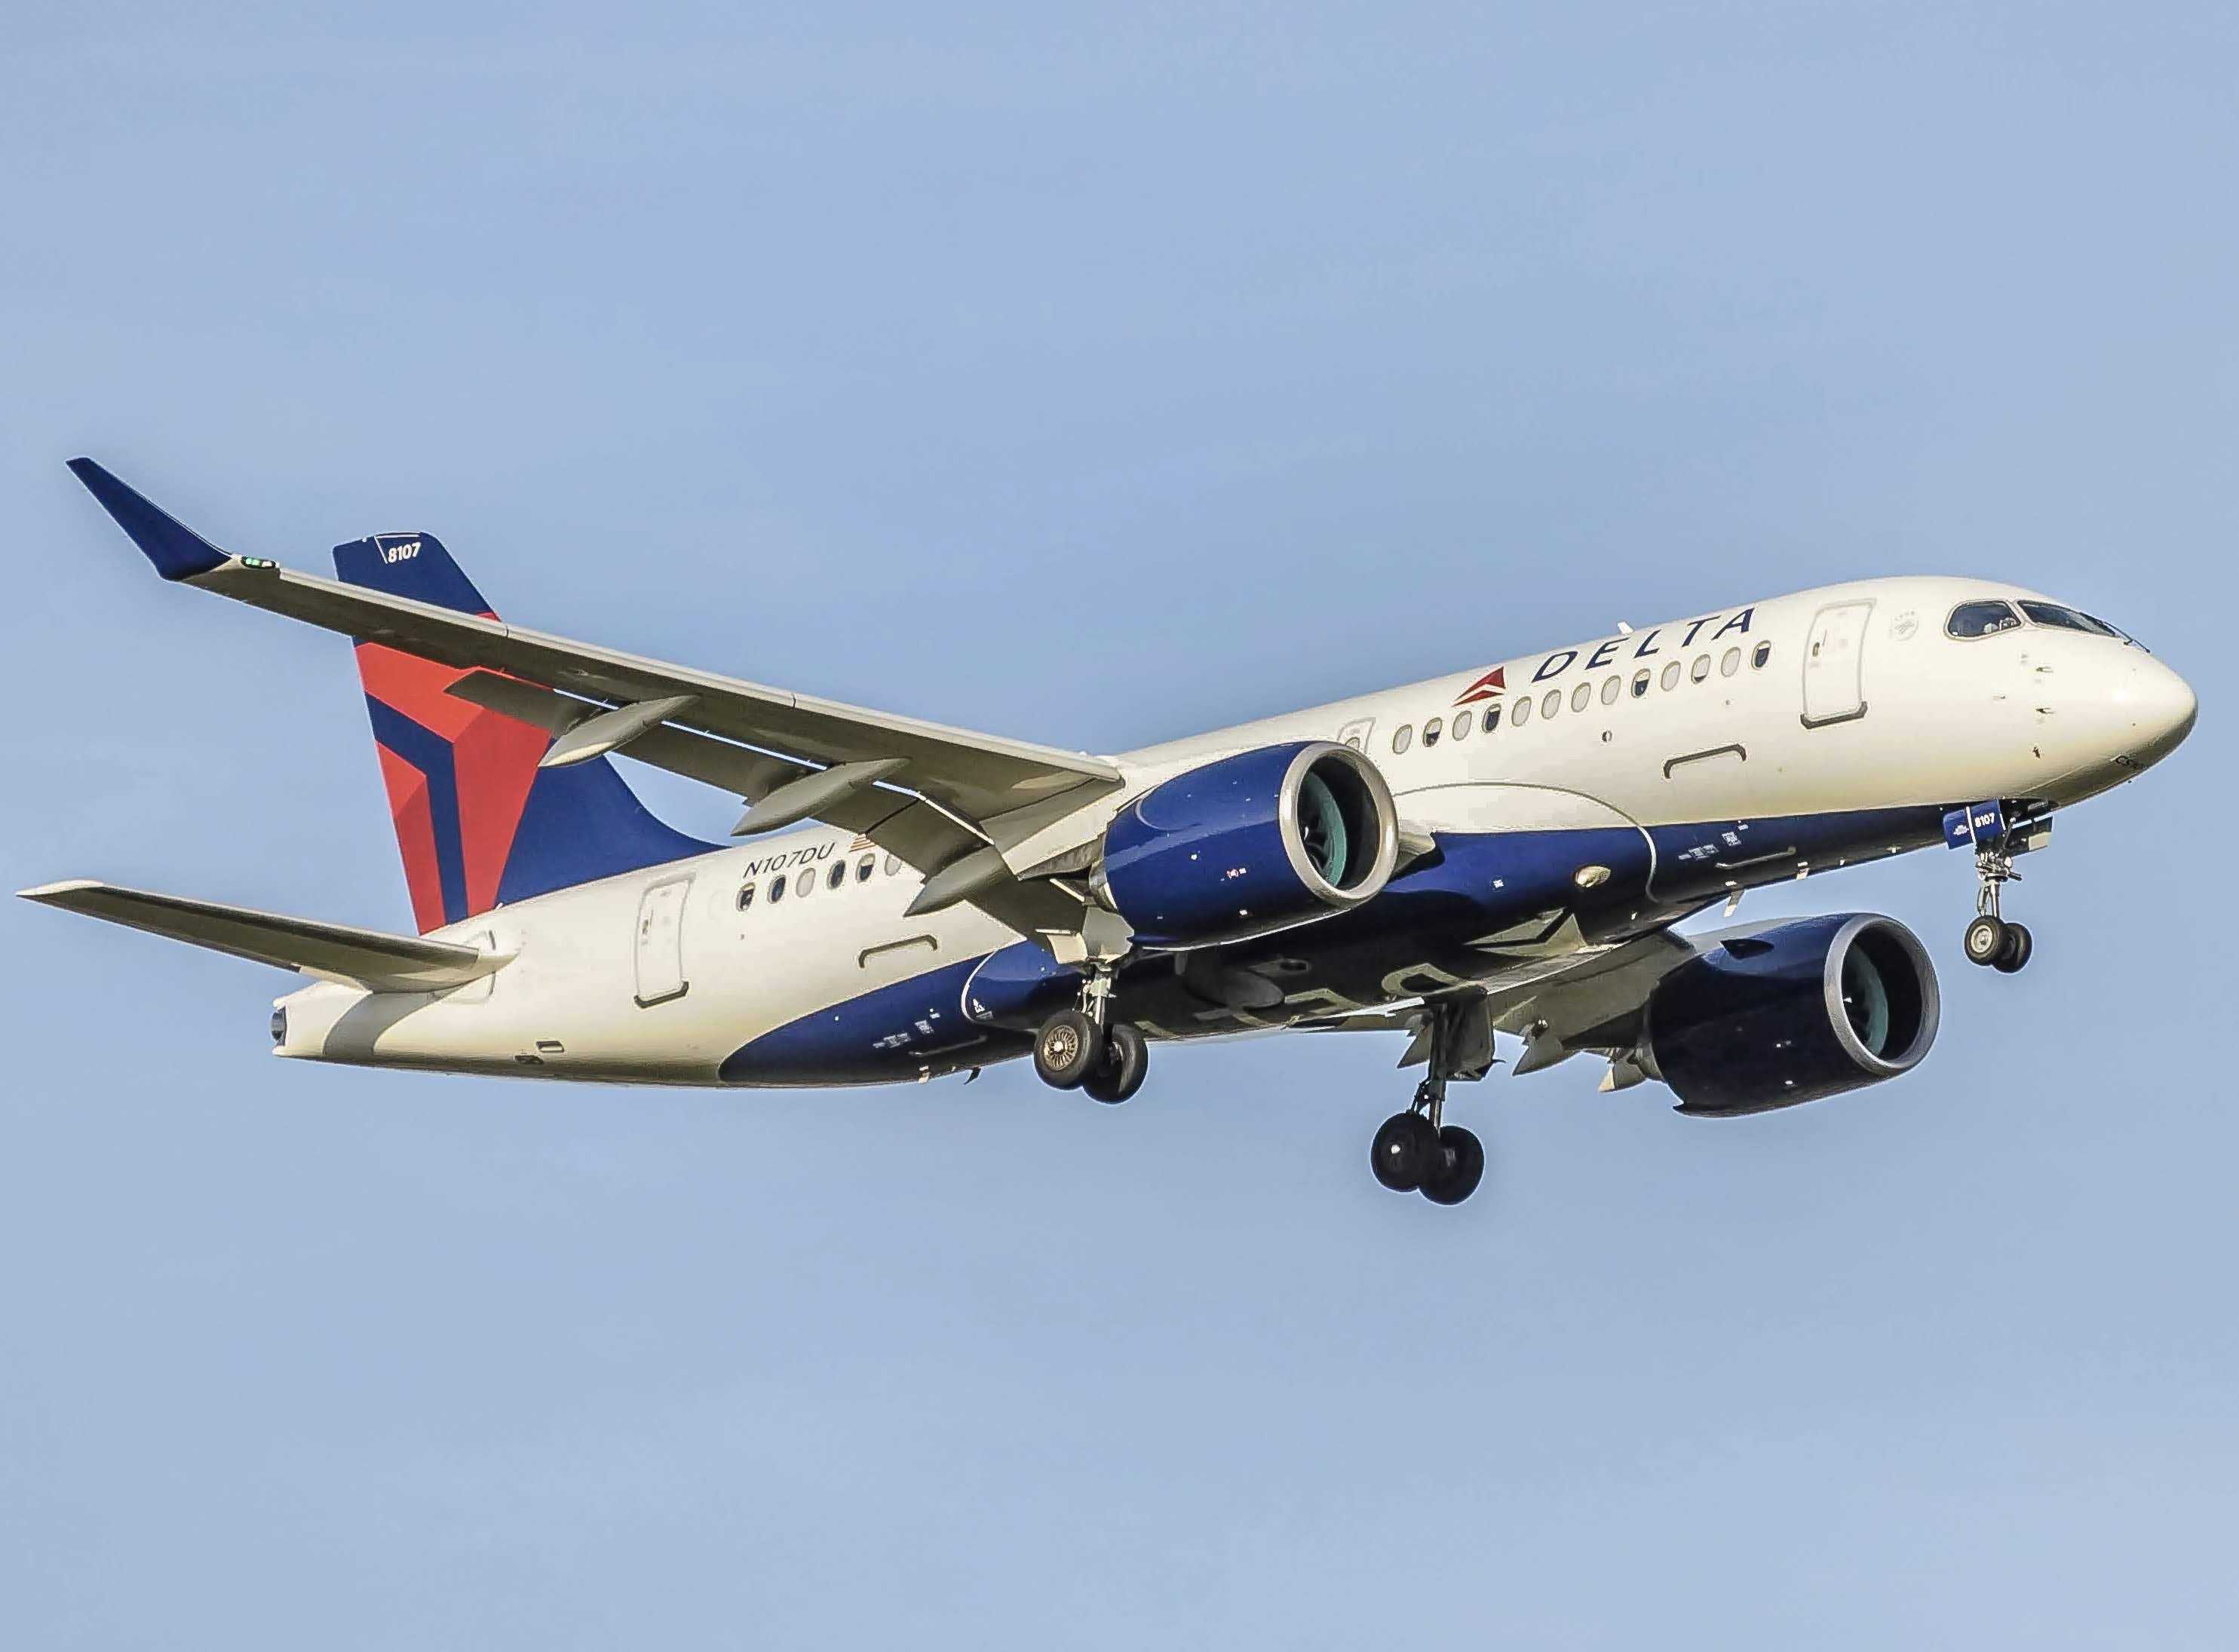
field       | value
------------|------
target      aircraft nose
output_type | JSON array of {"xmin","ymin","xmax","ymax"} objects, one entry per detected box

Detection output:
[{"xmin": 2115, "ymin": 654, "xmax": 2197, "ymax": 766}]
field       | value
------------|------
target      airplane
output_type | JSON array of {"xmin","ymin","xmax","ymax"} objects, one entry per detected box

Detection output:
[{"xmin": 22, "ymin": 459, "xmax": 2198, "ymax": 1208}]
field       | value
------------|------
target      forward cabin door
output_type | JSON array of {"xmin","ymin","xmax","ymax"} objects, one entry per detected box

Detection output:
[
  {"xmin": 633, "ymin": 875, "xmax": 693, "ymax": 1007},
  {"xmin": 1801, "ymin": 599, "xmax": 1873, "ymax": 728}
]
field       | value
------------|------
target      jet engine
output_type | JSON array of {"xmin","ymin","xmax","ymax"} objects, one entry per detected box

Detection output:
[
  {"xmin": 1639, "ymin": 914, "xmax": 1940, "ymax": 1115},
  {"xmin": 1094, "ymin": 740, "xmax": 1398, "ymax": 949}
]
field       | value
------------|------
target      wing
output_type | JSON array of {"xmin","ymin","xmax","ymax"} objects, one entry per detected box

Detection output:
[
  {"xmin": 1299, "ymin": 927, "xmax": 1702, "ymax": 1082},
  {"xmin": 19, "ymin": 881, "xmax": 511, "ymax": 993},
  {"xmin": 66, "ymin": 459, "xmax": 1122, "ymax": 829},
  {"xmin": 443, "ymin": 671, "xmax": 1089, "ymax": 936}
]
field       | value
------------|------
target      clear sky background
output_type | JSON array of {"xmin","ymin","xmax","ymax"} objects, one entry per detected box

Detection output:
[{"xmin": 2, "ymin": 4, "xmax": 2233, "ymax": 1646}]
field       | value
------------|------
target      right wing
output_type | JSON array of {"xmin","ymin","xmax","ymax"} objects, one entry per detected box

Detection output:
[{"xmin": 19, "ymin": 881, "xmax": 511, "ymax": 993}]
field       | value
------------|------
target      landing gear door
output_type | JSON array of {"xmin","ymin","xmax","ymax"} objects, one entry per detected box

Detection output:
[
  {"xmin": 1802, "ymin": 599, "xmax": 1873, "ymax": 728},
  {"xmin": 633, "ymin": 875, "xmax": 692, "ymax": 1007}
]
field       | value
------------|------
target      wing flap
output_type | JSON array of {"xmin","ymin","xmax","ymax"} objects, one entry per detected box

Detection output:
[{"xmin": 19, "ymin": 881, "xmax": 510, "ymax": 993}]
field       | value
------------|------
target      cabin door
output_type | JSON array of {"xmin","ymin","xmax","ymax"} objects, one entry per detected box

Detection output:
[
  {"xmin": 633, "ymin": 875, "xmax": 693, "ymax": 1007},
  {"xmin": 1801, "ymin": 600, "xmax": 1873, "ymax": 728}
]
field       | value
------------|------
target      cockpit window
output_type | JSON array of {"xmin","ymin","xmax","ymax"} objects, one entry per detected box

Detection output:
[
  {"xmin": 1947, "ymin": 600, "xmax": 2021, "ymax": 639},
  {"xmin": 2020, "ymin": 600, "xmax": 2124, "ymax": 639}
]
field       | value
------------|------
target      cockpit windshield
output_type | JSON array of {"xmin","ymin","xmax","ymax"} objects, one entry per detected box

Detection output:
[
  {"xmin": 2018, "ymin": 601, "xmax": 2132, "ymax": 643},
  {"xmin": 1946, "ymin": 599, "xmax": 2022, "ymax": 639},
  {"xmin": 1948, "ymin": 596, "xmax": 2141, "ymax": 648}
]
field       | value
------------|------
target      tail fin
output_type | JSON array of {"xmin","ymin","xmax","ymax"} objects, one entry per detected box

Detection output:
[{"xmin": 335, "ymin": 532, "xmax": 710, "ymax": 933}]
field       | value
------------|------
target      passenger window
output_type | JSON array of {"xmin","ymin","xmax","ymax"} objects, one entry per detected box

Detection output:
[
  {"xmin": 1570, "ymin": 682, "xmax": 1590, "ymax": 713},
  {"xmin": 1540, "ymin": 688, "xmax": 1562, "ymax": 719},
  {"xmin": 737, "ymin": 882, "xmax": 756, "ymax": 911},
  {"xmin": 1452, "ymin": 709, "xmax": 1474, "ymax": 740},
  {"xmin": 827, "ymin": 861, "xmax": 847, "ymax": 891},
  {"xmin": 1721, "ymin": 647, "xmax": 1741, "ymax": 676},
  {"xmin": 769, "ymin": 874, "xmax": 787, "ymax": 903},
  {"xmin": 1632, "ymin": 669, "xmax": 1650, "ymax": 697},
  {"xmin": 857, "ymin": 854, "xmax": 876, "ymax": 883},
  {"xmin": 1600, "ymin": 676, "xmax": 1620, "ymax": 705},
  {"xmin": 1392, "ymin": 725, "xmax": 1414, "ymax": 754},
  {"xmin": 1690, "ymin": 654, "xmax": 1711, "ymax": 682},
  {"xmin": 1422, "ymin": 716, "xmax": 1443, "ymax": 748},
  {"xmin": 1752, "ymin": 642, "xmax": 1771, "ymax": 669},
  {"xmin": 1484, "ymin": 703, "xmax": 1502, "ymax": 731},
  {"xmin": 796, "ymin": 866, "xmax": 815, "ymax": 899},
  {"xmin": 1511, "ymin": 696, "xmax": 1532, "ymax": 726},
  {"xmin": 2020, "ymin": 599, "xmax": 2122, "ymax": 638},
  {"xmin": 885, "ymin": 854, "xmax": 902, "ymax": 876},
  {"xmin": 1661, "ymin": 661, "xmax": 1681, "ymax": 691},
  {"xmin": 1947, "ymin": 599, "xmax": 2022, "ymax": 639}
]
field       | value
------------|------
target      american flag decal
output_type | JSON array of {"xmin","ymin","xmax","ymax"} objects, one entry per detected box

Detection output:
[{"xmin": 849, "ymin": 833, "xmax": 877, "ymax": 852}]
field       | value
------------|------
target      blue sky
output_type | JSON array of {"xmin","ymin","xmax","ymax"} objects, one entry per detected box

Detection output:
[{"xmin": 2, "ymin": 4, "xmax": 2234, "ymax": 1645}]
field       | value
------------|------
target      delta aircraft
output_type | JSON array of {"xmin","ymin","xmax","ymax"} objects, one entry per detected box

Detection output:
[{"xmin": 24, "ymin": 460, "xmax": 2197, "ymax": 1207}]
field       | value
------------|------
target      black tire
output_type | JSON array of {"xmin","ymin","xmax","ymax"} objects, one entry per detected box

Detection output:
[
  {"xmin": 1963, "ymin": 914, "xmax": 2008, "ymax": 967},
  {"xmin": 1371, "ymin": 1112, "xmax": 1440, "ymax": 1192},
  {"xmin": 1993, "ymin": 921, "xmax": 2034, "ymax": 974},
  {"xmin": 1081, "ymin": 1021, "xmax": 1149, "ymax": 1104},
  {"xmin": 1033, "ymin": 1009, "xmax": 1103, "ymax": 1090},
  {"xmin": 1420, "ymin": 1126, "xmax": 1485, "ymax": 1206}
]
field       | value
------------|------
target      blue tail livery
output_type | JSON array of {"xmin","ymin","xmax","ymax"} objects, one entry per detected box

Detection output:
[{"xmin": 333, "ymin": 532, "xmax": 710, "ymax": 933}]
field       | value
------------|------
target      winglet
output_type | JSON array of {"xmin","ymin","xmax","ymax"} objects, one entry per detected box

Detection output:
[{"xmin": 66, "ymin": 458, "xmax": 234, "ymax": 581}]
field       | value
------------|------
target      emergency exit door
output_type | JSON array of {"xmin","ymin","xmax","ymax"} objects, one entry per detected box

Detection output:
[
  {"xmin": 1801, "ymin": 600, "xmax": 1873, "ymax": 728},
  {"xmin": 633, "ymin": 875, "xmax": 693, "ymax": 1006}
]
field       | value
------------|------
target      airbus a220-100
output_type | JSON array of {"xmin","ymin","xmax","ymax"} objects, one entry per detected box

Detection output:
[{"xmin": 26, "ymin": 460, "xmax": 2196, "ymax": 1207}]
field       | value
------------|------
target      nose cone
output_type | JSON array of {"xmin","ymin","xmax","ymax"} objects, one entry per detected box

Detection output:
[{"xmin": 2115, "ymin": 655, "xmax": 2198, "ymax": 769}]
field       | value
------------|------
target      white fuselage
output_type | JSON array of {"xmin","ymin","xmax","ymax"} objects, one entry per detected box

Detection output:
[{"xmin": 272, "ymin": 576, "xmax": 2195, "ymax": 1085}]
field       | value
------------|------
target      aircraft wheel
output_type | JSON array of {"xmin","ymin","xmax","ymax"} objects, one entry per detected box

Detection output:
[
  {"xmin": 1963, "ymin": 915, "xmax": 2009, "ymax": 967},
  {"xmin": 1371, "ymin": 1111, "xmax": 1441, "ymax": 1192},
  {"xmin": 1992, "ymin": 921, "xmax": 2034, "ymax": 973},
  {"xmin": 1081, "ymin": 1021, "xmax": 1149, "ymax": 1104},
  {"xmin": 1420, "ymin": 1126, "xmax": 1486, "ymax": 1206},
  {"xmin": 1033, "ymin": 1009, "xmax": 1103, "ymax": 1090}
]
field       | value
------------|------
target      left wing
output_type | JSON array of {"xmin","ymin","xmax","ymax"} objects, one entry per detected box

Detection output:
[
  {"xmin": 66, "ymin": 459, "xmax": 1123, "ymax": 830},
  {"xmin": 444, "ymin": 670, "xmax": 1090, "ymax": 936}
]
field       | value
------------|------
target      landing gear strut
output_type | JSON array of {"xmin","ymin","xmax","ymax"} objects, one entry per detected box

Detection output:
[
  {"xmin": 1962, "ymin": 842, "xmax": 2034, "ymax": 973},
  {"xmin": 1032, "ymin": 968, "xmax": 1149, "ymax": 1103},
  {"xmin": 1369, "ymin": 999, "xmax": 1488, "ymax": 1206}
]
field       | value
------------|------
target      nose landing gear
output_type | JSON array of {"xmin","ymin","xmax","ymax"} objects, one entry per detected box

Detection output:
[{"xmin": 1962, "ymin": 843, "xmax": 2034, "ymax": 973}]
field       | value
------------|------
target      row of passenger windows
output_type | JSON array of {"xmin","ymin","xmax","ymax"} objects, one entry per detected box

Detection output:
[
  {"xmin": 1382, "ymin": 640, "xmax": 1774, "ymax": 755},
  {"xmin": 738, "ymin": 851, "xmax": 906, "ymax": 911}
]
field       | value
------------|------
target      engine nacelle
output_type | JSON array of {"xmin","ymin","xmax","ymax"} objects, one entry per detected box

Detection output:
[
  {"xmin": 1642, "ymin": 914, "xmax": 1940, "ymax": 1116},
  {"xmin": 1095, "ymin": 741, "xmax": 1398, "ymax": 949}
]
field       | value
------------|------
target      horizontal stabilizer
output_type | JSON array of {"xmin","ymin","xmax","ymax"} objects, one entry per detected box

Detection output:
[{"xmin": 18, "ymin": 880, "xmax": 511, "ymax": 993}]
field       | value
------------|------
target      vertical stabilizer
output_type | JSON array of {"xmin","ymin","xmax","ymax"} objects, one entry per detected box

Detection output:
[{"xmin": 334, "ymin": 532, "xmax": 708, "ymax": 933}]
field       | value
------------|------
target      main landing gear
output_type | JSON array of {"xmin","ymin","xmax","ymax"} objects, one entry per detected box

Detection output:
[
  {"xmin": 1962, "ymin": 841, "xmax": 2034, "ymax": 974},
  {"xmin": 1032, "ymin": 971, "xmax": 1149, "ymax": 1104},
  {"xmin": 1370, "ymin": 1001, "xmax": 1489, "ymax": 1206},
  {"xmin": 1372, "ymin": 1085, "xmax": 1485, "ymax": 1206}
]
